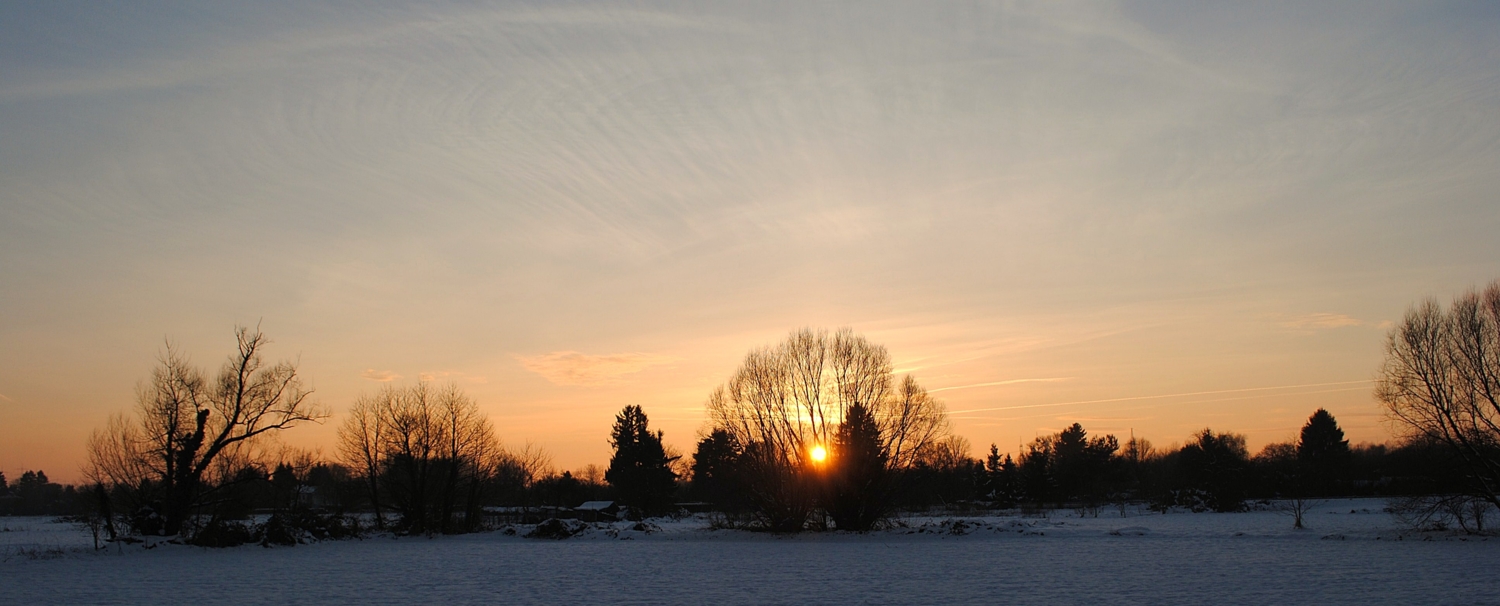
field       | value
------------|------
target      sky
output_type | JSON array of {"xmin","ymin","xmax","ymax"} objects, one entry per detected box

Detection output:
[{"xmin": 3, "ymin": 1, "xmax": 1499, "ymax": 483}]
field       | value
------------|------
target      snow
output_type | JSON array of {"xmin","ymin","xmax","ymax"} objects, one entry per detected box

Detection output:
[{"xmin": 2, "ymin": 499, "xmax": 1497, "ymax": 605}]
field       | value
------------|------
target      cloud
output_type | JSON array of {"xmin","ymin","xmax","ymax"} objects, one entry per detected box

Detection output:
[
  {"xmin": 929, "ymin": 378, "xmax": 1074, "ymax": 393},
  {"xmin": 518, "ymin": 351, "xmax": 676, "ymax": 386},
  {"xmin": 417, "ymin": 370, "xmax": 488, "ymax": 384},
  {"xmin": 360, "ymin": 369, "xmax": 401, "ymax": 382},
  {"xmin": 1281, "ymin": 313, "xmax": 1363, "ymax": 330}
]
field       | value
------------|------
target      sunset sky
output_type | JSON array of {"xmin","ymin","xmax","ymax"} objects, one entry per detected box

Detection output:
[{"xmin": 3, "ymin": 1, "xmax": 1499, "ymax": 483}]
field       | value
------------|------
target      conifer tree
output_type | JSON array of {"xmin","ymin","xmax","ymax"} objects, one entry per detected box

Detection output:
[
  {"xmin": 983, "ymin": 444, "xmax": 1010, "ymax": 503},
  {"xmin": 690, "ymin": 429, "xmax": 743, "ymax": 508},
  {"xmin": 1178, "ymin": 429, "xmax": 1250, "ymax": 512},
  {"xmin": 1020, "ymin": 436, "xmax": 1057, "ymax": 506},
  {"xmin": 605, "ymin": 406, "xmax": 678, "ymax": 516},
  {"xmin": 827, "ymin": 403, "xmax": 889, "ymax": 531},
  {"xmin": 1297, "ymin": 408, "xmax": 1351, "ymax": 495}
]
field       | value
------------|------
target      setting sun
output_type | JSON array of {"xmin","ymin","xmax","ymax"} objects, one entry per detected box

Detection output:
[{"xmin": 810, "ymin": 445, "xmax": 828, "ymax": 463}]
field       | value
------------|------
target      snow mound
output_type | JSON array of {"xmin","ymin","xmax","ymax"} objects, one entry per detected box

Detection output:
[
  {"xmin": 628, "ymin": 521, "xmax": 662, "ymax": 534},
  {"xmin": 526, "ymin": 519, "xmax": 590, "ymax": 540},
  {"xmin": 1108, "ymin": 526, "xmax": 1151, "ymax": 536}
]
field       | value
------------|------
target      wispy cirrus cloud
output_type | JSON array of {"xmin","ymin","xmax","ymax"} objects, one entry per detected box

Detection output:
[
  {"xmin": 518, "ymin": 351, "xmax": 676, "ymax": 386},
  {"xmin": 360, "ymin": 369, "xmax": 401, "ymax": 382},
  {"xmin": 418, "ymin": 370, "xmax": 488, "ymax": 384},
  {"xmin": 929, "ymin": 378, "xmax": 1073, "ymax": 393}
]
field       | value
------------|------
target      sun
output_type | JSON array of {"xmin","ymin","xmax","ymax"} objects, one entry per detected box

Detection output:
[{"xmin": 810, "ymin": 445, "xmax": 828, "ymax": 463}]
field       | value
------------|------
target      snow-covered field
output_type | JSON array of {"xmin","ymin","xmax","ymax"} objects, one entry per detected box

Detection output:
[{"xmin": 2, "ymin": 499, "xmax": 1495, "ymax": 605}]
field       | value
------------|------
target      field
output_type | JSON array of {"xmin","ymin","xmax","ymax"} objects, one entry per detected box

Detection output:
[{"xmin": 2, "ymin": 499, "xmax": 1496, "ymax": 605}]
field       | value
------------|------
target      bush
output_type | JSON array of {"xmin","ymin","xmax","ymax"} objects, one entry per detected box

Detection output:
[
  {"xmin": 260, "ymin": 510, "xmax": 364, "ymax": 546},
  {"xmin": 189, "ymin": 519, "xmax": 256, "ymax": 547}
]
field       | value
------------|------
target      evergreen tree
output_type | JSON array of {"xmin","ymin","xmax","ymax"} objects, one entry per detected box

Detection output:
[
  {"xmin": 1298, "ymin": 408, "xmax": 1351, "ymax": 495},
  {"xmin": 690, "ymin": 428, "xmax": 744, "ymax": 508},
  {"xmin": 983, "ymin": 444, "xmax": 1018, "ymax": 506},
  {"xmin": 1054, "ymin": 425, "xmax": 1089, "ymax": 502},
  {"xmin": 1019, "ymin": 436, "xmax": 1056, "ymax": 506},
  {"xmin": 984, "ymin": 444, "xmax": 1004, "ymax": 501},
  {"xmin": 15, "ymin": 470, "xmax": 63, "ymax": 515},
  {"xmin": 0, "ymin": 470, "xmax": 7, "ymax": 497},
  {"xmin": 605, "ymin": 405, "xmax": 679, "ymax": 516},
  {"xmin": 270, "ymin": 463, "xmax": 301, "ymax": 512},
  {"xmin": 534, "ymin": 471, "xmax": 586, "ymax": 508},
  {"xmin": 1051, "ymin": 423, "xmax": 1119, "ymax": 506},
  {"xmin": 1177, "ymin": 430, "xmax": 1250, "ymax": 512},
  {"xmin": 827, "ymin": 403, "xmax": 889, "ymax": 531},
  {"xmin": 985, "ymin": 444, "xmax": 1004, "ymax": 475}
]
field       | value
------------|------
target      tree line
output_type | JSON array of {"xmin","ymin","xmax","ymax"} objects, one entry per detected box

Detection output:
[{"xmin": 26, "ymin": 280, "xmax": 1500, "ymax": 542}]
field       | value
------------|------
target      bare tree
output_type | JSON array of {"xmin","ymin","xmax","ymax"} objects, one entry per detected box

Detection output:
[
  {"xmin": 511, "ymin": 441, "xmax": 554, "ymax": 487},
  {"xmin": 706, "ymin": 328, "xmax": 950, "ymax": 530},
  {"xmin": 576, "ymin": 464, "xmax": 605, "ymax": 486},
  {"xmin": 917, "ymin": 435, "xmax": 973, "ymax": 471},
  {"xmin": 340, "ymin": 382, "xmax": 506, "ymax": 534},
  {"xmin": 337, "ymin": 391, "xmax": 387, "ymax": 528},
  {"xmin": 86, "ymin": 327, "xmax": 325, "ymax": 536},
  {"xmin": 885, "ymin": 376, "xmax": 950, "ymax": 470},
  {"xmin": 1255, "ymin": 441, "xmax": 1318, "ymax": 529},
  {"xmin": 1123, "ymin": 435, "xmax": 1155, "ymax": 467},
  {"xmin": 1378, "ymin": 281, "xmax": 1500, "ymax": 510}
]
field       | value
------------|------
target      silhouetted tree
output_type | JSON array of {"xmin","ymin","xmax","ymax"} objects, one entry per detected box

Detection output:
[
  {"xmin": 532, "ymin": 471, "xmax": 581, "ymax": 507},
  {"xmin": 983, "ymin": 444, "xmax": 1019, "ymax": 506},
  {"xmin": 1013, "ymin": 424, "xmax": 1119, "ymax": 510},
  {"xmin": 1052, "ymin": 423, "xmax": 1119, "ymax": 510},
  {"xmin": 497, "ymin": 443, "xmax": 553, "ymax": 509},
  {"xmin": 1120, "ymin": 435, "xmax": 1157, "ymax": 505},
  {"xmin": 13, "ymin": 471, "xmax": 64, "ymax": 516},
  {"xmin": 606, "ymin": 405, "xmax": 678, "ymax": 517},
  {"xmin": 367, "ymin": 382, "xmax": 506, "ymax": 534},
  {"xmin": 1176, "ymin": 429, "xmax": 1250, "ymax": 512},
  {"xmin": 84, "ymin": 327, "xmax": 325, "ymax": 537},
  {"xmin": 1254, "ymin": 440, "xmax": 1318, "ymax": 528},
  {"xmin": 900, "ymin": 436, "xmax": 982, "ymax": 508},
  {"xmin": 269, "ymin": 463, "xmax": 301, "ymax": 512},
  {"xmin": 729, "ymin": 440, "xmax": 811, "ymax": 531},
  {"xmin": 88, "ymin": 482, "xmax": 118, "ymax": 548},
  {"xmin": 826, "ymin": 403, "xmax": 890, "ymax": 530},
  {"xmin": 1019, "ymin": 435, "xmax": 1057, "ymax": 507},
  {"xmin": 1378, "ymin": 280, "xmax": 1500, "ymax": 510},
  {"xmin": 706, "ymin": 328, "xmax": 949, "ymax": 531},
  {"xmin": 337, "ymin": 394, "xmax": 386, "ymax": 528},
  {"xmin": 1297, "ymin": 409, "xmax": 1351, "ymax": 496},
  {"xmin": 690, "ymin": 429, "xmax": 745, "ymax": 509}
]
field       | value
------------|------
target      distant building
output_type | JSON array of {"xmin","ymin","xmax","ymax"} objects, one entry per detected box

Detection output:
[{"xmin": 575, "ymin": 501, "xmax": 618, "ymax": 522}]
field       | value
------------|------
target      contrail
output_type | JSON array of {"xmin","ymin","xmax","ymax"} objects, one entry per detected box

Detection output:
[
  {"xmin": 930, "ymin": 377, "xmax": 1073, "ymax": 393},
  {"xmin": 946, "ymin": 379, "xmax": 1376, "ymax": 415}
]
